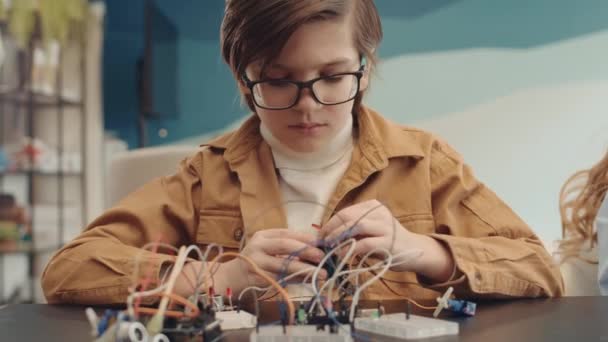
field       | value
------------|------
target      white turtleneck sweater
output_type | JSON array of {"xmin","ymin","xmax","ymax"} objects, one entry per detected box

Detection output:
[
  {"xmin": 260, "ymin": 115, "xmax": 354, "ymax": 238},
  {"xmin": 260, "ymin": 115, "xmax": 354, "ymax": 298}
]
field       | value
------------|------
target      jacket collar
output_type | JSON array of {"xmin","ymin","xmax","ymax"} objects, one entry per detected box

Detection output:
[{"xmin": 201, "ymin": 105, "xmax": 426, "ymax": 167}]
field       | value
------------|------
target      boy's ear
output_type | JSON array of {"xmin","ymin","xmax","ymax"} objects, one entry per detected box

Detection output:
[
  {"xmin": 238, "ymin": 80, "xmax": 251, "ymax": 95},
  {"xmin": 359, "ymin": 55, "xmax": 371, "ymax": 92},
  {"xmin": 360, "ymin": 67, "xmax": 370, "ymax": 92}
]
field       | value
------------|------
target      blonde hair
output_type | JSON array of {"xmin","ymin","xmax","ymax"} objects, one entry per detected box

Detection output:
[{"xmin": 558, "ymin": 149, "xmax": 608, "ymax": 263}]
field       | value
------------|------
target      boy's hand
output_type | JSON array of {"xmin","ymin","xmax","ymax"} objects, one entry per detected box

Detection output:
[
  {"xmin": 220, "ymin": 229, "xmax": 328, "ymax": 292},
  {"xmin": 319, "ymin": 200, "xmax": 455, "ymax": 282}
]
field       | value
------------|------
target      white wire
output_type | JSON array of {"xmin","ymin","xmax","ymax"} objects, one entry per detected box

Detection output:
[
  {"xmin": 311, "ymin": 238, "xmax": 357, "ymax": 294},
  {"xmin": 321, "ymin": 247, "xmax": 390, "ymax": 313},
  {"xmin": 128, "ymin": 243, "xmax": 179, "ymax": 318},
  {"xmin": 127, "ymin": 283, "xmax": 169, "ymax": 318},
  {"xmin": 329, "ymin": 259, "xmax": 386, "ymax": 299},
  {"xmin": 187, "ymin": 244, "xmax": 222, "ymax": 304},
  {"xmin": 131, "ymin": 243, "xmax": 180, "ymax": 292},
  {"xmin": 303, "ymin": 248, "xmax": 424, "ymax": 309},
  {"xmin": 201, "ymin": 243, "xmax": 224, "ymax": 275},
  {"xmin": 308, "ymin": 238, "xmax": 357, "ymax": 315},
  {"xmin": 352, "ymin": 249, "xmax": 424, "ymax": 289},
  {"xmin": 237, "ymin": 286, "xmax": 267, "ymax": 302},
  {"xmin": 349, "ymin": 249, "xmax": 392, "ymax": 322},
  {"xmin": 127, "ymin": 244, "xmax": 216, "ymax": 318},
  {"xmin": 237, "ymin": 267, "xmax": 316, "ymax": 302},
  {"xmin": 321, "ymin": 239, "xmax": 358, "ymax": 305},
  {"xmin": 333, "ymin": 249, "xmax": 424, "ymax": 296}
]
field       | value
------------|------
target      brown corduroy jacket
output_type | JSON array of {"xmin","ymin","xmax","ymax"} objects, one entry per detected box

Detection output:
[{"xmin": 41, "ymin": 106, "xmax": 563, "ymax": 305}]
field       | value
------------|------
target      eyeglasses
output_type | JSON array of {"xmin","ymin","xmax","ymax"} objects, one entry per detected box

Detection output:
[{"xmin": 242, "ymin": 65, "xmax": 365, "ymax": 110}]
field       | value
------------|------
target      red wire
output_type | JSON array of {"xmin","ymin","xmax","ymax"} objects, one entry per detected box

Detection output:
[{"xmin": 133, "ymin": 234, "xmax": 164, "ymax": 315}]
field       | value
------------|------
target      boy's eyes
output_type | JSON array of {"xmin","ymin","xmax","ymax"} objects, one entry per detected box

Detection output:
[
  {"xmin": 264, "ymin": 70, "xmax": 347, "ymax": 81},
  {"xmin": 265, "ymin": 72, "xmax": 289, "ymax": 79},
  {"xmin": 266, "ymin": 80, "xmax": 292, "ymax": 87},
  {"xmin": 323, "ymin": 75, "xmax": 345, "ymax": 83}
]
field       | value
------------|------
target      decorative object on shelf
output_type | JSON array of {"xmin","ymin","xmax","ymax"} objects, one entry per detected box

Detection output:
[
  {"xmin": 30, "ymin": 41, "xmax": 59, "ymax": 96},
  {"xmin": 0, "ymin": 0, "xmax": 93, "ymax": 304},
  {"xmin": 8, "ymin": 136, "xmax": 82, "ymax": 174},
  {"xmin": 10, "ymin": 137, "xmax": 44, "ymax": 172},
  {"xmin": 0, "ymin": 148, "xmax": 8, "ymax": 172},
  {"xmin": 0, "ymin": 0, "xmax": 87, "ymax": 49},
  {"xmin": 0, "ymin": 193, "xmax": 30, "ymax": 252}
]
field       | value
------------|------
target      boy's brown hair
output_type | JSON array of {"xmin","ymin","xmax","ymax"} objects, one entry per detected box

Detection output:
[{"xmin": 220, "ymin": 0, "xmax": 382, "ymax": 113}]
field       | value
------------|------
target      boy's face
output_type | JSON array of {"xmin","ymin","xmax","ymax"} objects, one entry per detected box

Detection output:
[{"xmin": 244, "ymin": 18, "xmax": 369, "ymax": 153}]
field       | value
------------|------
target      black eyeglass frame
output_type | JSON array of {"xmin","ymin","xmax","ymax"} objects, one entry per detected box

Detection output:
[{"xmin": 242, "ymin": 65, "xmax": 366, "ymax": 110}]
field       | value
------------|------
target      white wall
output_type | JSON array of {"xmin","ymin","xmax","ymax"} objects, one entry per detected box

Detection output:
[
  {"xmin": 367, "ymin": 31, "xmax": 608, "ymax": 249},
  {"xmin": 175, "ymin": 30, "xmax": 608, "ymax": 250}
]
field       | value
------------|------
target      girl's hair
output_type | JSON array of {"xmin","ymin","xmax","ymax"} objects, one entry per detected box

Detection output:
[
  {"xmin": 558, "ymin": 149, "xmax": 608, "ymax": 263},
  {"xmin": 220, "ymin": 0, "xmax": 382, "ymax": 113}
]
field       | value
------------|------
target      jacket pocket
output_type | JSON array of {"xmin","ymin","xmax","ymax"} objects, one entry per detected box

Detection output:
[
  {"xmin": 197, "ymin": 210, "xmax": 244, "ymax": 251},
  {"xmin": 396, "ymin": 213, "xmax": 435, "ymax": 234}
]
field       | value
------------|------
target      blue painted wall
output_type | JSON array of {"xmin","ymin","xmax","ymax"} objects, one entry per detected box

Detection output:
[
  {"xmin": 103, "ymin": 0, "xmax": 608, "ymax": 148},
  {"xmin": 103, "ymin": 0, "xmax": 241, "ymax": 148},
  {"xmin": 103, "ymin": 0, "xmax": 144, "ymax": 148}
]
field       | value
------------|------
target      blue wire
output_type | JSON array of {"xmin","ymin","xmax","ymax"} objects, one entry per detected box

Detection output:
[
  {"xmin": 274, "ymin": 218, "xmax": 367, "ymax": 324},
  {"xmin": 326, "ymin": 307, "xmax": 370, "ymax": 342}
]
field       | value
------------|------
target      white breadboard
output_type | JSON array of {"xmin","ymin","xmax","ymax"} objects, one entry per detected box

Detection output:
[
  {"xmin": 216, "ymin": 310, "xmax": 257, "ymax": 330},
  {"xmin": 354, "ymin": 313, "xmax": 459, "ymax": 340},
  {"xmin": 250, "ymin": 324, "xmax": 353, "ymax": 342}
]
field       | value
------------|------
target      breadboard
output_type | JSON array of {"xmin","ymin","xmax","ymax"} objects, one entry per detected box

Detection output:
[
  {"xmin": 354, "ymin": 313, "xmax": 458, "ymax": 340},
  {"xmin": 216, "ymin": 310, "xmax": 257, "ymax": 330},
  {"xmin": 250, "ymin": 324, "xmax": 353, "ymax": 342}
]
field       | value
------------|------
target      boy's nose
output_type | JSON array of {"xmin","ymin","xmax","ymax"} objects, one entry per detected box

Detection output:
[{"xmin": 293, "ymin": 87, "xmax": 321, "ymax": 112}]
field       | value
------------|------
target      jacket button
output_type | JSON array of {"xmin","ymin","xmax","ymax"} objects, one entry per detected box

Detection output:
[{"xmin": 233, "ymin": 228, "xmax": 244, "ymax": 242}]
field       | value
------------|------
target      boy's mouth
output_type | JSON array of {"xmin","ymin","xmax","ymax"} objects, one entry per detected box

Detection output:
[{"xmin": 290, "ymin": 123, "xmax": 326, "ymax": 129}]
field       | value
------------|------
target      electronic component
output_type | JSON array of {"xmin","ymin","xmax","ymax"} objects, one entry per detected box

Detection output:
[
  {"xmin": 85, "ymin": 307, "xmax": 99, "ymax": 337},
  {"xmin": 357, "ymin": 308, "xmax": 381, "ymax": 318},
  {"xmin": 433, "ymin": 286, "xmax": 454, "ymax": 317},
  {"xmin": 250, "ymin": 325, "xmax": 353, "ymax": 342},
  {"xmin": 160, "ymin": 304, "xmax": 223, "ymax": 341},
  {"xmin": 216, "ymin": 310, "xmax": 257, "ymax": 330},
  {"xmin": 212, "ymin": 294, "xmax": 225, "ymax": 311},
  {"xmin": 226, "ymin": 287, "xmax": 234, "ymax": 309},
  {"xmin": 86, "ymin": 218, "xmax": 477, "ymax": 342},
  {"xmin": 447, "ymin": 299, "xmax": 477, "ymax": 316},
  {"xmin": 93, "ymin": 320, "xmax": 147, "ymax": 342},
  {"xmin": 354, "ymin": 313, "xmax": 459, "ymax": 340},
  {"xmin": 150, "ymin": 334, "xmax": 170, "ymax": 342}
]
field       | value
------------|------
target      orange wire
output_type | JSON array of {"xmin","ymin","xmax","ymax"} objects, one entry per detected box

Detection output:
[
  {"xmin": 356, "ymin": 259, "xmax": 437, "ymax": 310},
  {"xmin": 239, "ymin": 269, "xmax": 437, "ymax": 313},
  {"xmin": 315, "ymin": 258, "xmax": 437, "ymax": 311},
  {"xmin": 135, "ymin": 292, "xmax": 200, "ymax": 318},
  {"xmin": 134, "ymin": 236, "xmax": 164, "ymax": 312},
  {"xmin": 376, "ymin": 276, "xmax": 437, "ymax": 310},
  {"xmin": 208, "ymin": 252, "xmax": 295, "ymax": 325},
  {"xmin": 135, "ymin": 308, "xmax": 194, "ymax": 319}
]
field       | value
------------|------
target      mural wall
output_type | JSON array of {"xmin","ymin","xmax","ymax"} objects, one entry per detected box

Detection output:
[
  {"xmin": 105, "ymin": 0, "xmax": 608, "ymax": 247},
  {"xmin": 365, "ymin": 1, "xmax": 608, "ymax": 247}
]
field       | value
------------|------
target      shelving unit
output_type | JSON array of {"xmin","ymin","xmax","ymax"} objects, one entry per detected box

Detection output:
[{"xmin": 0, "ymin": 24, "xmax": 87, "ymax": 303}]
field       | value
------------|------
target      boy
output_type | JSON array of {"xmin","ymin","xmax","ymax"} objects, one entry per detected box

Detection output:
[{"xmin": 42, "ymin": 0, "xmax": 562, "ymax": 305}]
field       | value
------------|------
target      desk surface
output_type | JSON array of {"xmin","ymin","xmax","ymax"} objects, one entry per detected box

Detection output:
[{"xmin": 1, "ymin": 297, "xmax": 607, "ymax": 341}]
